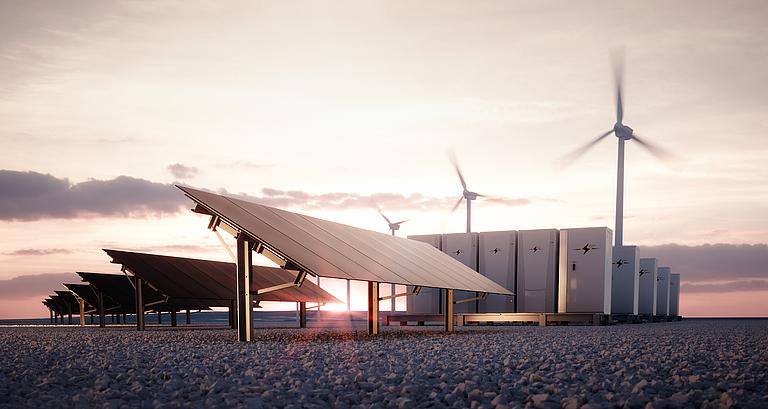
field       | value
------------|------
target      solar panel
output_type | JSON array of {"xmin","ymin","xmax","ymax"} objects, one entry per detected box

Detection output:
[
  {"xmin": 103, "ymin": 249, "xmax": 341, "ymax": 304},
  {"xmin": 64, "ymin": 283, "xmax": 99, "ymax": 310},
  {"xmin": 76, "ymin": 272, "xmax": 165, "ymax": 313},
  {"xmin": 54, "ymin": 290, "xmax": 81, "ymax": 311},
  {"xmin": 177, "ymin": 186, "xmax": 513, "ymax": 295}
]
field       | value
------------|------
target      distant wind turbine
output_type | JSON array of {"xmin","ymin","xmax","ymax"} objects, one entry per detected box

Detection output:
[
  {"xmin": 448, "ymin": 151, "xmax": 499, "ymax": 233},
  {"xmin": 558, "ymin": 52, "xmax": 675, "ymax": 246},
  {"xmin": 377, "ymin": 207, "xmax": 409, "ymax": 236}
]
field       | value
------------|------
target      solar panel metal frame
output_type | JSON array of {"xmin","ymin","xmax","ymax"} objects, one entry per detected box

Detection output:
[{"xmin": 177, "ymin": 186, "xmax": 513, "ymax": 296}]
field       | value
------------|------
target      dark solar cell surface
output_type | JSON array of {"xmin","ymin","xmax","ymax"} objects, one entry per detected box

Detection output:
[{"xmin": 178, "ymin": 186, "xmax": 512, "ymax": 295}]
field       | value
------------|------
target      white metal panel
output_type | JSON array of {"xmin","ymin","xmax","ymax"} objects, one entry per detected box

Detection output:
[
  {"xmin": 638, "ymin": 258, "xmax": 658, "ymax": 315},
  {"xmin": 478, "ymin": 231, "xmax": 516, "ymax": 312},
  {"xmin": 442, "ymin": 233, "xmax": 479, "ymax": 313},
  {"xmin": 558, "ymin": 227, "xmax": 613, "ymax": 314},
  {"xmin": 405, "ymin": 235, "xmax": 442, "ymax": 314},
  {"xmin": 611, "ymin": 245, "xmax": 639, "ymax": 315},
  {"xmin": 656, "ymin": 267, "xmax": 671, "ymax": 315},
  {"xmin": 669, "ymin": 273, "xmax": 680, "ymax": 316},
  {"xmin": 516, "ymin": 229, "xmax": 559, "ymax": 313}
]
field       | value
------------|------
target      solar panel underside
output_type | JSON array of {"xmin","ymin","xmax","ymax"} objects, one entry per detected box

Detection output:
[
  {"xmin": 77, "ymin": 272, "xmax": 165, "ymax": 312},
  {"xmin": 103, "ymin": 249, "xmax": 340, "ymax": 304},
  {"xmin": 64, "ymin": 283, "xmax": 100, "ymax": 309},
  {"xmin": 178, "ymin": 186, "xmax": 512, "ymax": 295}
]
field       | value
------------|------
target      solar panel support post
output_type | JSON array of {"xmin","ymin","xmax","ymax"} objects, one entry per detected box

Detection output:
[
  {"xmin": 444, "ymin": 289, "xmax": 454, "ymax": 332},
  {"xmin": 367, "ymin": 282, "xmax": 380, "ymax": 335},
  {"xmin": 78, "ymin": 298, "xmax": 85, "ymax": 326},
  {"xmin": 186, "ymin": 309, "xmax": 191, "ymax": 325},
  {"xmin": 171, "ymin": 309, "xmax": 177, "ymax": 327},
  {"xmin": 299, "ymin": 302, "xmax": 307, "ymax": 328},
  {"xmin": 49, "ymin": 309, "xmax": 53, "ymax": 324},
  {"xmin": 236, "ymin": 234, "xmax": 255, "ymax": 342},
  {"xmin": 97, "ymin": 290, "xmax": 105, "ymax": 328},
  {"xmin": 346, "ymin": 280, "xmax": 351, "ymax": 312},
  {"xmin": 136, "ymin": 277, "xmax": 145, "ymax": 331},
  {"xmin": 391, "ymin": 284, "xmax": 396, "ymax": 312},
  {"xmin": 157, "ymin": 311, "xmax": 162, "ymax": 324}
]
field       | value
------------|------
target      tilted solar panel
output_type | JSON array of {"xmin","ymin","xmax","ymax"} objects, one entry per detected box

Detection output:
[
  {"xmin": 103, "ymin": 249, "xmax": 341, "ymax": 304},
  {"xmin": 177, "ymin": 186, "xmax": 512, "ymax": 295}
]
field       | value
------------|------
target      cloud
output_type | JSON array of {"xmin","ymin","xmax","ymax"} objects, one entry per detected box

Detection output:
[
  {"xmin": 681, "ymin": 279, "xmax": 768, "ymax": 293},
  {"xmin": 0, "ymin": 170, "xmax": 187, "ymax": 221},
  {"xmin": 167, "ymin": 163, "xmax": 198, "ymax": 179},
  {"xmin": 229, "ymin": 188, "xmax": 531, "ymax": 212},
  {"xmin": 642, "ymin": 243, "xmax": 768, "ymax": 283},
  {"xmin": 0, "ymin": 272, "xmax": 81, "ymax": 300},
  {"xmin": 0, "ymin": 169, "xmax": 533, "ymax": 222},
  {"xmin": 3, "ymin": 248, "xmax": 72, "ymax": 256}
]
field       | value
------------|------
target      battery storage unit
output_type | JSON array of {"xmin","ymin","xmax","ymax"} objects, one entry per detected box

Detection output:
[
  {"xmin": 611, "ymin": 245, "xmax": 639, "ymax": 315},
  {"xmin": 405, "ymin": 234, "xmax": 442, "ymax": 314},
  {"xmin": 669, "ymin": 273, "xmax": 681, "ymax": 316},
  {"xmin": 477, "ymin": 231, "xmax": 517, "ymax": 312},
  {"xmin": 638, "ymin": 258, "xmax": 658, "ymax": 315},
  {"xmin": 656, "ymin": 267, "xmax": 671, "ymax": 316},
  {"xmin": 516, "ymin": 229, "xmax": 559, "ymax": 313},
  {"xmin": 558, "ymin": 227, "xmax": 613, "ymax": 314},
  {"xmin": 441, "ymin": 233, "xmax": 479, "ymax": 313}
]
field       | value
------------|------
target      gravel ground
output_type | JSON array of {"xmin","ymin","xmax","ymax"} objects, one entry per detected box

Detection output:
[{"xmin": 1, "ymin": 319, "xmax": 766, "ymax": 408}]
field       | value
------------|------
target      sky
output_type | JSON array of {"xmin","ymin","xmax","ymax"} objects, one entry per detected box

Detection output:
[{"xmin": 1, "ymin": 0, "xmax": 767, "ymax": 318}]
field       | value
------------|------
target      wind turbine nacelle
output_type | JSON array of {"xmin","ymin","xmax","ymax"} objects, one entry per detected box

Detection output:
[
  {"xmin": 463, "ymin": 191, "xmax": 478, "ymax": 200},
  {"xmin": 613, "ymin": 123, "xmax": 634, "ymax": 140},
  {"xmin": 389, "ymin": 224, "xmax": 401, "ymax": 231}
]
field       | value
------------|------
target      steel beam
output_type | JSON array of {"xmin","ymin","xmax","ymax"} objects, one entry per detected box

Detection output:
[
  {"xmin": 236, "ymin": 234, "xmax": 254, "ymax": 341},
  {"xmin": 444, "ymin": 289, "xmax": 454, "ymax": 332},
  {"xmin": 299, "ymin": 301, "xmax": 307, "ymax": 328},
  {"xmin": 136, "ymin": 277, "xmax": 145, "ymax": 331},
  {"xmin": 368, "ymin": 282, "xmax": 380, "ymax": 335}
]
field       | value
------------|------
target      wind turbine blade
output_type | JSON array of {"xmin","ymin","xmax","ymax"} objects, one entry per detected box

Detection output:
[
  {"xmin": 449, "ymin": 150, "xmax": 468, "ymax": 190},
  {"xmin": 556, "ymin": 130, "xmax": 614, "ymax": 168},
  {"xmin": 632, "ymin": 134, "xmax": 676, "ymax": 162},
  {"xmin": 448, "ymin": 197, "xmax": 463, "ymax": 215},
  {"xmin": 377, "ymin": 208, "xmax": 391, "ymax": 224},
  {"xmin": 612, "ymin": 49, "xmax": 625, "ymax": 124},
  {"xmin": 393, "ymin": 219, "xmax": 410, "ymax": 225}
]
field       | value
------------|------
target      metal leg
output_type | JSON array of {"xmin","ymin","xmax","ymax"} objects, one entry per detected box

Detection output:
[
  {"xmin": 68, "ymin": 308, "xmax": 72, "ymax": 325},
  {"xmin": 79, "ymin": 299, "xmax": 85, "ymax": 326},
  {"xmin": 368, "ymin": 281, "xmax": 380, "ymax": 335},
  {"xmin": 444, "ymin": 289, "xmax": 454, "ymax": 332},
  {"xmin": 157, "ymin": 311, "xmax": 162, "ymax": 324},
  {"xmin": 299, "ymin": 302, "xmax": 307, "ymax": 328},
  {"xmin": 136, "ymin": 277, "xmax": 145, "ymax": 331},
  {"xmin": 391, "ymin": 284, "xmax": 396, "ymax": 312},
  {"xmin": 347, "ymin": 279, "xmax": 351, "ymax": 312},
  {"xmin": 236, "ymin": 235, "xmax": 254, "ymax": 342},
  {"xmin": 171, "ymin": 309, "xmax": 177, "ymax": 327},
  {"xmin": 49, "ymin": 309, "xmax": 54, "ymax": 324},
  {"xmin": 186, "ymin": 309, "xmax": 191, "ymax": 325}
]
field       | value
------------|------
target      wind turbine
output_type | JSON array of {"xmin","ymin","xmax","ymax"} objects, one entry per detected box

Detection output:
[
  {"xmin": 374, "ymin": 205, "xmax": 408, "ymax": 312},
  {"xmin": 560, "ymin": 54, "xmax": 673, "ymax": 246},
  {"xmin": 377, "ymin": 207, "xmax": 409, "ymax": 236},
  {"xmin": 449, "ymin": 152, "xmax": 492, "ymax": 233}
]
